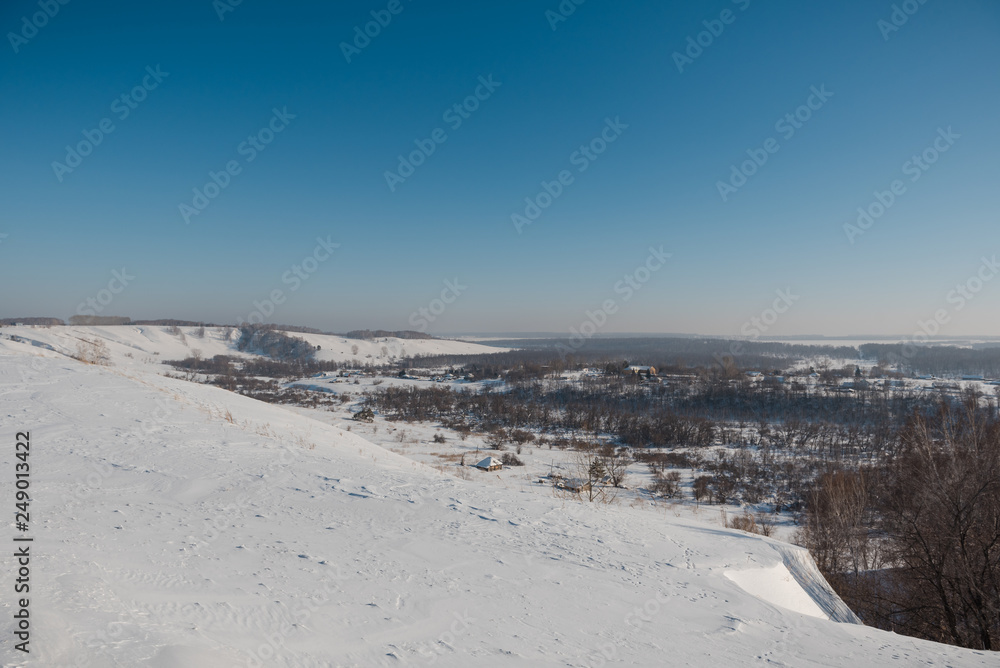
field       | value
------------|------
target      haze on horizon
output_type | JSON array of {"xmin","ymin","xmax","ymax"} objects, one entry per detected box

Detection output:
[{"xmin": 2, "ymin": 0, "xmax": 998, "ymax": 337}]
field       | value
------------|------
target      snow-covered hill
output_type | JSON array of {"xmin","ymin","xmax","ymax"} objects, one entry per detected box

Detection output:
[
  {"xmin": 0, "ymin": 325, "xmax": 505, "ymax": 370},
  {"xmin": 0, "ymin": 343, "xmax": 995, "ymax": 666}
]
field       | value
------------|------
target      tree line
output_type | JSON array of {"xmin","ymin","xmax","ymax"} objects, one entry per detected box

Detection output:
[{"xmin": 799, "ymin": 396, "xmax": 999, "ymax": 650}]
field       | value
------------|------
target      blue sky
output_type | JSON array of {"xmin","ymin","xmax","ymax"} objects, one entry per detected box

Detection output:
[{"xmin": 2, "ymin": 0, "xmax": 998, "ymax": 336}]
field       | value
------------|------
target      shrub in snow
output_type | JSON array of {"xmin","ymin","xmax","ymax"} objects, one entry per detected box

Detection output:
[
  {"xmin": 501, "ymin": 453, "xmax": 524, "ymax": 467},
  {"xmin": 354, "ymin": 407, "xmax": 375, "ymax": 423}
]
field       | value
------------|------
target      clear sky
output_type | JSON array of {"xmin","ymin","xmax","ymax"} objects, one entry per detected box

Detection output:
[{"xmin": 2, "ymin": 0, "xmax": 998, "ymax": 336}]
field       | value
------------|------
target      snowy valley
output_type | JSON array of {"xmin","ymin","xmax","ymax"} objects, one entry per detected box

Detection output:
[{"xmin": 0, "ymin": 326, "xmax": 996, "ymax": 666}]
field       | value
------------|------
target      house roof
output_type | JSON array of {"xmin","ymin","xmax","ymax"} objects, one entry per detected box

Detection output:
[{"xmin": 475, "ymin": 457, "xmax": 502, "ymax": 469}]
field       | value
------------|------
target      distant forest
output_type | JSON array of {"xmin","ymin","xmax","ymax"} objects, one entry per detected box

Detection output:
[
  {"xmin": 343, "ymin": 329, "xmax": 435, "ymax": 340},
  {"xmin": 860, "ymin": 343, "xmax": 1000, "ymax": 376},
  {"xmin": 415, "ymin": 337, "xmax": 1000, "ymax": 378}
]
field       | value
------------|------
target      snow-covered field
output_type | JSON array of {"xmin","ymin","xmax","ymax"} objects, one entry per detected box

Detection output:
[
  {"xmin": 1, "ymin": 330, "xmax": 996, "ymax": 666},
  {"xmin": 282, "ymin": 373, "xmax": 807, "ymax": 541}
]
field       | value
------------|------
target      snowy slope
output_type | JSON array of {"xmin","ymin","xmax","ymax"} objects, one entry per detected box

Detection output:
[
  {"xmin": 0, "ymin": 346, "xmax": 995, "ymax": 666},
  {"xmin": 0, "ymin": 325, "xmax": 506, "ymax": 371}
]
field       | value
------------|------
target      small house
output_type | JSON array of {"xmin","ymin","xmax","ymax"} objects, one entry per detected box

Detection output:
[
  {"xmin": 474, "ymin": 456, "xmax": 502, "ymax": 472},
  {"xmin": 625, "ymin": 365, "xmax": 657, "ymax": 376},
  {"xmin": 558, "ymin": 478, "xmax": 592, "ymax": 494}
]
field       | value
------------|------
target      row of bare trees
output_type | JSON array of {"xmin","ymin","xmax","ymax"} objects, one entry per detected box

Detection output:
[{"xmin": 799, "ymin": 397, "xmax": 1000, "ymax": 650}]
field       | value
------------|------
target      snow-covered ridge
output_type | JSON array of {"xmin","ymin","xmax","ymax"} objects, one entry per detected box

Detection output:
[
  {"xmin": 0, "ymin": 341, "xmax": 994, "ymax": 665},
  {"xmin": 0, "ymin": 325, "xmax": 507, "ymax": 369}
]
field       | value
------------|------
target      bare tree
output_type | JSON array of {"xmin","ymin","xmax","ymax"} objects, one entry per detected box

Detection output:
[
  {"xmin": 878, "ymin": 402, "xmax": 1000, "ymax": 650},
  {"xmin": 168, "ymin": 325, "xmax": 187, "ymax": 344},
  {"xmin": 573, "ymin": 446, "xmax": 614, "ymax": 503},
  {"xmin": 651, "ymin": 471, "xmax": 681, "ymax": 499},
  {"xmin": 601, "ymin": 447, "xmax": 631, "ymax": 488},
  {"xmin": 75, "ymin": 338, "xmax": 111, "ymax": 366},
  {"xmin": 800, "ymin": 399, "xmax": 1000, "ymax": 651},
  {"xmin": 693, "ymin": 476, "xmax": 712, "ymax": 504},
  {"xmin": 797, "ymin": 467, "xmax": 879, "ymax": 576},
  {"xmin": 485, "ymin": 428, "xmax": 506, "ymax": 451}
]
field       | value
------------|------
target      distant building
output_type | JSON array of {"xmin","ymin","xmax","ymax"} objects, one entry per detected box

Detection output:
[
  {"xmin": 558, "ymin": 478, "xmax": 592, "ymax": 494},
  {"xmin": 474, "ymin": 456, "xmax": 502, "ymax": 472},
  {"xmin": 626, "ymin": 365, "xmax": 657, "ymax": 376},
  {"xmin": 962, "ymin": 375, "xmax": 985, "ymax": 381}
]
